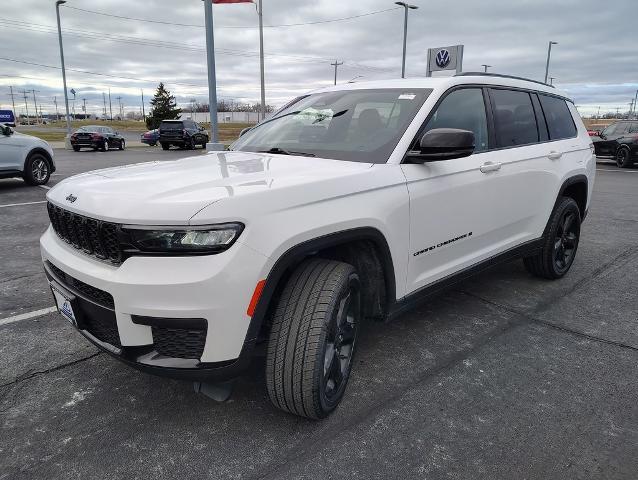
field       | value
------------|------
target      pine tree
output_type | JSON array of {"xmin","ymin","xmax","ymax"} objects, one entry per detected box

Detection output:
[{"xmin": 146, "ymin": 83, "xmax": 182, "ymax": 129}]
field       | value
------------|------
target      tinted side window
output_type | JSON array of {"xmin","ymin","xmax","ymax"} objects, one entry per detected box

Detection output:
[
  {"xmin": 490, "ymin": 89, "xmax": 538, "ymax": 147},
  {"xmin": 422, "ymin": 88, "xmax": 488, "ymax": 152},
  {"xmin": 538, "ymin": 94, "xmax": 577, "ymax": 140}
]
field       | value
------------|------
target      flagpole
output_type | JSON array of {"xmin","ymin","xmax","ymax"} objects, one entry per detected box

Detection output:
[
  {"xmin": 204, "ymin": 0, "xmax": 224, "ymax": 150},
  {"xmin": 258, "ymin": 0, "xmax": 266, "ymax": 121}
]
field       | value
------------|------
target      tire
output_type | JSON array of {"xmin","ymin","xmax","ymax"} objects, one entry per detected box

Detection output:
[
  {"xmin": 119, "ymin": 139, "xmax": 125, "ymax": 150},
  {"xmin": 266, "ymin": 259, "xmax": 361, "ymax": 419},
  {"xmin": 523, "ymin": 197, "xmax": 581, "ymax": 279},
  {"xmin": 615, "ymin": 146, "xmax": 633, "ymax": 168},
  {"xmin": 72, "ymin": 146, "xmax": 80, "ymax": 152},
  {"xmin": 23, "ymin": 153, "xmax": 51, "ymax": 186},
  {"xmin": 161, "ymin": 143, "xmax": 169, "ymax": 151},
  {"xmin": 187, "ymin": 137, "xmax": 195, "ymax": 150},
  {"xmin": 101, "ymin": 139, "xmax": 109, "ymax": 152}
]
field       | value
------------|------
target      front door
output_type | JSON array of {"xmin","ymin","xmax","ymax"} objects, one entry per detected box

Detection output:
[
  {"xmin": 401, "ymin": 87, "xmax": 500, "ymax": 294},
  {"xmin": 0, "ymin": 128, "xmax": 24, "ymax": 171}
]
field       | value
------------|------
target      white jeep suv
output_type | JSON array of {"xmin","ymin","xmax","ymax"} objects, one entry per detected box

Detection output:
[
  {"xmin": 0, "ymin": 123, "xmax": 56, "ymax": 185},
  {"xmin": 41, "ymin": 74, "xmax": 595, "ymax": 419}
]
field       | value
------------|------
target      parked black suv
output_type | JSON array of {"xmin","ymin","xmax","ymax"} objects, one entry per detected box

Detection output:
[
  {"xmin": 592, "ymin": 120, "xmax": 638, "ymax": 168},
  {"xmin": 159, "ymin": 119, "xmax": 209, "ymax": 150}
]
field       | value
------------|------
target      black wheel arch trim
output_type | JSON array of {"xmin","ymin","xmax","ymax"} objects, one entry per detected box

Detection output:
[
  {"xmin": 24, "ymin": 147, "xmax": 56, "ymax": 173},
  {"xmin": 245, "ymin": 227, "xmax": 397, "ymax": 342},
  {"xmin": 553, "ymin": 174, "xmax": 588, "ymax": 222}
]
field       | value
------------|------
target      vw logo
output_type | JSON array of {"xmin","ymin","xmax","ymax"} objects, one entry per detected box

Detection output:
[{"xmin": 435, "ymin": 49, "xmax": 451, "ymax": 68}]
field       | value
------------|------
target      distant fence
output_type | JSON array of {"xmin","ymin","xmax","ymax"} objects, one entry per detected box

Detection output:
[{"xmin": 179, "ymin": 112, "xmax": 270, "ymax": 124}]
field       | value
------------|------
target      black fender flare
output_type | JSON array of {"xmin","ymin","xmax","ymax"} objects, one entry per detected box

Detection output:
[
  {"xmin": 24, "ymin": 147, "xmax": 55, "ymax": 173},
  {"xmin": 547, "ymin": 174, "xmax": 588, "ymax": 230},
  {"xmin": 245, "ymin": 227, "xmax": 397, "ymax": 341}
]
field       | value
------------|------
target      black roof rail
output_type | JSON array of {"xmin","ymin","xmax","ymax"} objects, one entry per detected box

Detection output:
[{"xmin": 455, "ymin": 72, "xmax": 555, "ymax": 88}]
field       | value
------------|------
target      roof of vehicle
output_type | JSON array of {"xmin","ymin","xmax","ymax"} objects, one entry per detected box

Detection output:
[{"xmin": 311, "ymin": 74, "xmax": 571, "ymax": 101}]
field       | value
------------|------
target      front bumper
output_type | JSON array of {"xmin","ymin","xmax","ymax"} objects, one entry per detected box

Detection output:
[{"xmin": 40, "ymin": 226, "xmax": 270, "ymax": 381}]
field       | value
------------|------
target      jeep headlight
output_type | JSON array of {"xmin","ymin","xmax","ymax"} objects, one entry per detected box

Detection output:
[{"xmin": 124, "ymin": 223, "xmax": 244, "ymax": 254}]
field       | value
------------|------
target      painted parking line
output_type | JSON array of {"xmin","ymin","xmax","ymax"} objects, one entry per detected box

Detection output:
[
  {"xmin": 0, "ymin": 306, "xmax": 57, "ymax": 327},
  {"xmin": 39, "ymin": 185, "xmax": 51, "ymax": 190},
  {"xmin": 0, "ymin": 200, "xmax": 47, "ymax": 209}
]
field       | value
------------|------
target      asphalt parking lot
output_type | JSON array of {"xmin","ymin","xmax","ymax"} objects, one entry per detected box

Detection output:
[{"xmin": 1, "ymin": 150, "xmax": 637, "ymax": 479}]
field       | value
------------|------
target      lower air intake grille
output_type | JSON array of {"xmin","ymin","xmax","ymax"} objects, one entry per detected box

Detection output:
[
  {"xmin": 48, "ymin": 262, "xmax": 115, "ymax": 310},
  {"xmin": 152, "ymin": 326, "xmax": 207, "ymax": 359}
]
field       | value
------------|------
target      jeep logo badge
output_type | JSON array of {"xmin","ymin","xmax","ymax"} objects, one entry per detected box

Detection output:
[
  {"xmin": 65, "ymin": 194, "xmax": 77, "ymax": 203},
  {"xmin": 435, "ymin": 49, "xmax": 451, "ymax": 68}
]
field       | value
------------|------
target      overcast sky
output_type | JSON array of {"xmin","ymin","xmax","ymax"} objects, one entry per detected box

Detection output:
[{"xmin": 1, "ymin": 0, "xmax": 636, "ymax": 117}]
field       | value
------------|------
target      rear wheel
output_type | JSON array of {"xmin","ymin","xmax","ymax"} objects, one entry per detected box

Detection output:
[
  {"xmin": 101, "ymin": 139, "xmax": 109, "ymax": 152},
  {"xmin": 187, "ymin": 137, "xmax": 195, "ymax": 150},
  {"xmin": 266, "ymin": 259, "xmax": 360, "ymax": 419},
  {"xmin": 523, "ymin": 197, "xmax": 581, "ymax": 279},
  {"xmin": 161, "ymin": 142, "xmax": 169, "ymax": 150},
  {"xmin": 23, "ymin": 153, "xmax": 51, "ymax": 186},
  {"xmin": 615, "ymin": 146, "xmax": 633, "ymax": 168}
]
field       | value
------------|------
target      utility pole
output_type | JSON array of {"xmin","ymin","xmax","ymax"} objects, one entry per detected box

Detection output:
[
  {"xmin": 395, "ymin": 2, "xmax": 418, "ymax": 79},
  {"xmin": 616, "ymin": 107, "xmax": 620, "ymax": 118},
  {"xmin": 20, "ymin": 90, "xmax": 30, "ymax": 124},
  {"xmin": 258, "ymin": 0, "xmax": 266, "ymax": 121},
  {"xmin": 482, "ymin": 64, "xmax": 492, "ymax": 72},
  {"xmin": 55, "ymin": 0, "xmax": 71, "ymax": 135},
  {"xmin": 633, "ymin": 90, "xmax": 638, "ymax": 119},
  {"xmin": 54, "ymin": 96, "xmax": 59, "ymax": 121},
  {"xmin": 108, "ymin": 88, "xmax": 113, "ymax": 121},
  {"xmin": 544, "ymin": 41, "xmax": 558, "ymax": 84},
  {"xmin": 596, "ymin": 106, "xmax": 600, "ymax": 118},
  {"xmin": 141, "ymin": 89, "xmax": 146, "ymax": 121},
  {"xmin": 31, "ymin": 90, "xmax": 40, "ymax": 124},
  {"xmin": 8, "ymin": 86, "xmax": 17, "ymax": 114},
  {"xmin": 102, "ymin": 92, "xmax": 107, "ymax": 120},
  {"xmin": 116, "ymin": 96, "xmax": 123, "ymax": 119},
  {"xmin": 331, "ymin": 60, "xmax": 343, "ymax": 85},
  {"xmin": 82, "ymin": 98, "xmax": 87, "ymax": 119}
]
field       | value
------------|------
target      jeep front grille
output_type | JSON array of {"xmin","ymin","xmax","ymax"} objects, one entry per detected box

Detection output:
[{"xmin": 47, "ymin": 202, "xmax": 122, "ymax": 264}]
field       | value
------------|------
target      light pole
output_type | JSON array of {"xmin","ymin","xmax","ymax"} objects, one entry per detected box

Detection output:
[
  {"xmin": 482, "ymin": 64, "xmax": 492, "ymax": 73},
  {"xmin": 55, "ymin": 0, "xmax": 71, "ymax": 135},
  {"xmin": 544, "ymin": 41, "xmax": 557, "ymax": 84},
  {"xmin": 633, "ymin": 90, "xmax": 638, "ymax": 118},
  {"xmin": 204, "ymin": 0, "xmax": 224, "ymax": 150},
  {"xmin": 395, "ymin": 2, "xmax": 418, "ymax": 79},
  {"xmin": 257, "ymin": 0, "xmax": 266, "ymax": 121},
  {"xmin": 549, "ymin": 76, "xmax": 555, "ymax": 86}
]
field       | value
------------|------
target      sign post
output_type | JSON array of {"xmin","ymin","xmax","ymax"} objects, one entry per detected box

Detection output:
[{"xmin": 426, "ymin": 45, "xmax": 464, "ymax": 77}]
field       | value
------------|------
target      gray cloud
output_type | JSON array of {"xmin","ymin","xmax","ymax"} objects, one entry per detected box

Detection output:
[{"xmin": 1, "ymin": 0, "xmax": 636, "ymax": 117}]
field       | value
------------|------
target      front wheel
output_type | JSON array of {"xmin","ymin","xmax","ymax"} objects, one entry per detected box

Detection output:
[
  {"xmin": 119, "ymin": 139, "xmax": 125, "ymax": 150},
  {"xmin": 101, "ymin": 139, "xmax": 109, "ymax": 152},
  {"xmin": 23, "ymin": 153, "xmax": 51, "ymax": 185},
  {"xmin": 161, "ymin": 142, "xmax": 169, "ymax": 150},
  {"xmin": 72, "ymin": 146, "xmax": 80, "ymax": 152},
  {"xmin": 523, "ymin": 197, "xmax": 581, "ymax": 279},
  {"xmin": 266, "ymin": 259, "xmax": 360, "ymax": 419},
  {"xmin": 616, "ymin": 146, "xmax": 633, "ymax": 168}
]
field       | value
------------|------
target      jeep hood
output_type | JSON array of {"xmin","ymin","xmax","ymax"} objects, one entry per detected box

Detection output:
[{"xmin": 47, "ymin": 151, "xmax": 373, "ymax": 225}]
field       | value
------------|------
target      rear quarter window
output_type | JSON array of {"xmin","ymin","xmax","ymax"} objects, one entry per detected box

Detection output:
[{"xmin": 538, "ymin": 94, "xmax": 577, "ymax": 140}]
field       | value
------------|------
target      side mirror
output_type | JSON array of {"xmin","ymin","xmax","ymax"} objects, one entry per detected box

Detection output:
[
  {"xmin": 407, "ymin": 128, "xmax": 475, "ymax": 163},
  {"xmin": 239, "ymin": 127, "xmax": 252, "ymax": 138}
]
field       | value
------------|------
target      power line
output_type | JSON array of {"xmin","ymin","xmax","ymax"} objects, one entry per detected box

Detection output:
[{"xmin": 61, "ymin": 5, "xmax": 401, "ymax": 29}]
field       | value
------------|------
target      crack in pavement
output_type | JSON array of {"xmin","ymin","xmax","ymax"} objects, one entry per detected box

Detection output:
[
  {"xmin": 461, "ymin": 290, "xmax": 638, "ymax": 353},
  {"xmin": 532, "ymin": 245, "xmax": 638, "ymax": 315},
  {"xmin": 0, "ymin": 352, "xmax": 102, "ymax": 393}
]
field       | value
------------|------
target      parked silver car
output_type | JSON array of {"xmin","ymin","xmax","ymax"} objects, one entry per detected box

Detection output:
[{"xmin": 0, "ymin": 123, "xmax": 55, "ymax": 185}]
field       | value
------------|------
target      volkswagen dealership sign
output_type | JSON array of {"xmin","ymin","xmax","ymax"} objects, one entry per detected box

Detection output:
[{"xmin": 427, "ymin": 45, "xmax": 464, "ymax": 76}]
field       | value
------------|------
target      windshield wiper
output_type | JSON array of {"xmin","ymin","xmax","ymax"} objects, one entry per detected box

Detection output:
[{"xmin": 258, "ymin": 147, "xmax": 315, "ymax": 157}]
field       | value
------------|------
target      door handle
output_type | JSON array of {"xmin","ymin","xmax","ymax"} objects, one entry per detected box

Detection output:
[
  {"xmin": 547, "ymin": 151, "xmax": 563, "ymax": 160},
  {"xmin": 479, "ymin": 161, "xmax": 502, "ymax": 173}
]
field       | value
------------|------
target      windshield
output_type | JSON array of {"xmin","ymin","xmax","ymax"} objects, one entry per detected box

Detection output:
[{"xmin": 230, "ymin": 88, "xmax": 432, "ymax": 163}]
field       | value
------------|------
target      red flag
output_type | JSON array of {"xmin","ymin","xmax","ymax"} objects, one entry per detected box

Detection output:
[{"xmin": 213, "ymin": 0, "xmax": 253, "ymax": 3}]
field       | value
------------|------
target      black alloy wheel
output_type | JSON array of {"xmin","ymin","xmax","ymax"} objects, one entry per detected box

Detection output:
[{"xmin": 616, "ymin": 147, "xmax": 632, "ymax": 168}]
